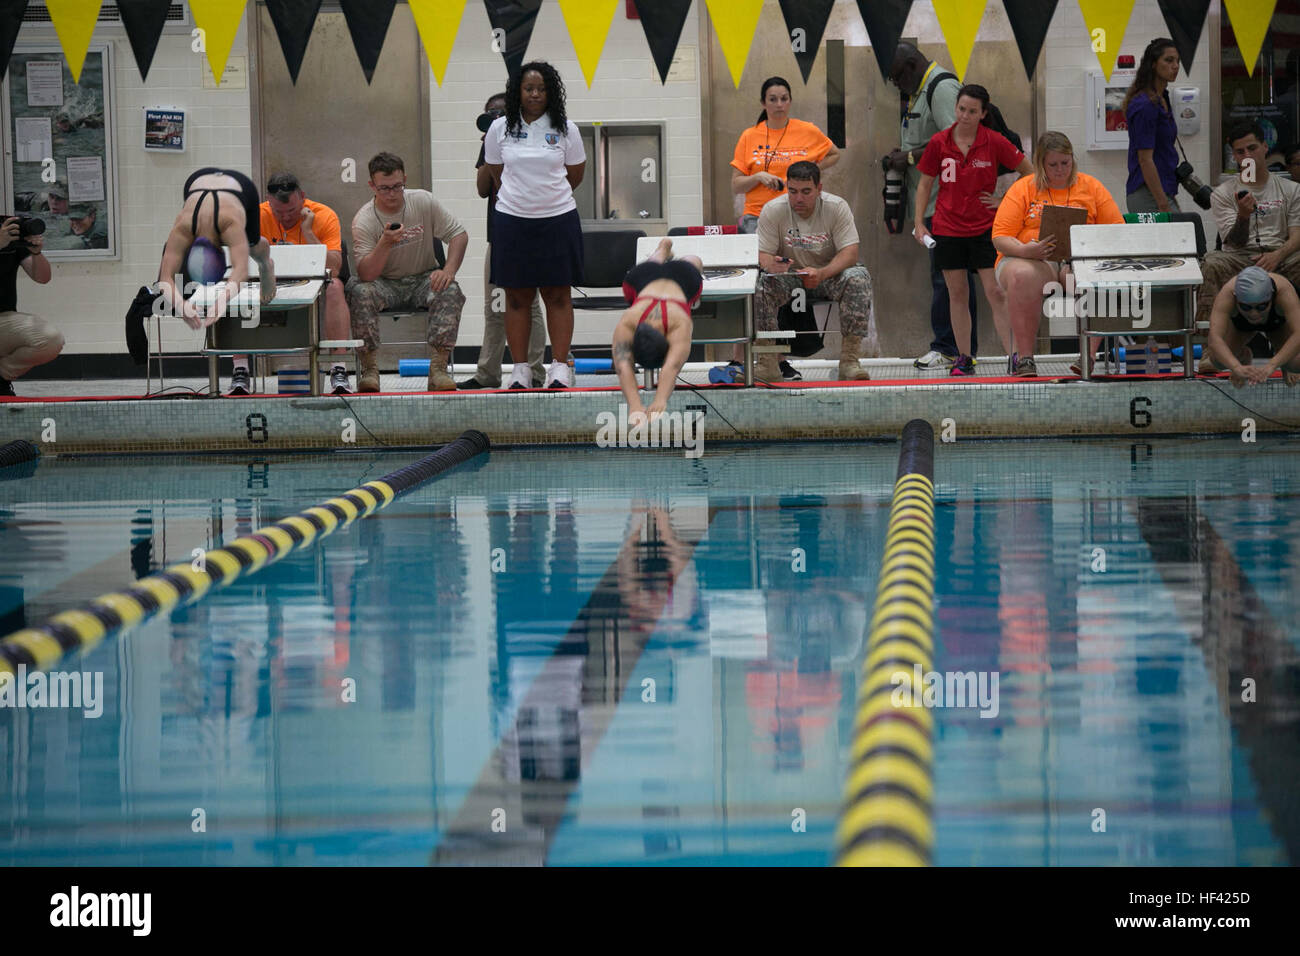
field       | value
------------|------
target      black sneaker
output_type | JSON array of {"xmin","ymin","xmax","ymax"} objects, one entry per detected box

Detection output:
[
  {"xmin": 779, "ymin": 359, "xmax": 803, "ymax": 382},
  {"xmin": 329, "ymin": 366, "xmax": 352, "ymax": 394},
  {"xmin": 0, "ymin": 377, "xmax": 14, "ymax": 397},
  {"xmin": 457, "ymin": 376, "xmax": 498, "ymax": 390},
  {"xmin": 227, "ymin": 366, "xmax": 252, "ymax": 396}
]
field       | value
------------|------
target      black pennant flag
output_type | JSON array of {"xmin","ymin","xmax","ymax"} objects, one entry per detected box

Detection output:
[
  {"xmin": 854, "ymin": 0, "xmax": 913, "ymax": 80},
  {"xmin": 118, "ymin": 0, "xmax": 172, "ymax": 81},
  {"xmin": 778, "ymin": 0, "xmax": 835, "ymax": 83},
  {"xmin": 339, "ymin": 0, "xmax": 397, "ymax": 84},
  {"xmin": 1156, "ymin": 0, "xmax": 1211, "ymax": 72},
  {"xmin": 0, "ymin": 0, "xmax": 26, "ymax": 83},
  {"xmin": 1002, "ymin": 0, "xmax": 1058, "ymax": 80},
  {"xmin": 484, "ymin": 0, "xmax": 543, "ymax": 79},
  {"xmin": 633, "ymin": 0, "xmax": 691, "ymax": 84},
  {"xmin": 266, "ymin": 0, "xmax": 324, "ymax": 84}
]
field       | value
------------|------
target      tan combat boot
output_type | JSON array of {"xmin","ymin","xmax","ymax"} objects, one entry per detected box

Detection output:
[
  {"xmin": 426, "ymin": 347, "xmax": 456, "ymax": 391},
  {"xmin": 358, "ymin": 349, "xmax": 381, "ymax": 393},
  {"xmin": 838, "ymin": 335, "xmax": 872, "ymax": 381},
  {"xmin": 754, "ymin": 353, "xmax": 782, "ymax": 383}
]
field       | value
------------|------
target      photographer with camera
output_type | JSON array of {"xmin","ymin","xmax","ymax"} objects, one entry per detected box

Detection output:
[
  {"xmin": 0, "ymin": 214, "xmax": 61, "ymax": 397},
  {"xmin": 1123, "ymin": 39, "xmax": 1182, "ymax": 213},
  {"xmin": 1196, "ymin": 121, "xmax": 1300, "ymax": 365},
  {"xmin": 458, "ymin": 91, "xmax": 546, "ymax": 390}
]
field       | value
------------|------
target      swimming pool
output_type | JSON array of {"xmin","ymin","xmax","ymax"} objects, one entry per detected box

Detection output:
[{"xmin": 0, "ymin": 436, "xmax": 1295, "ymax": 865}]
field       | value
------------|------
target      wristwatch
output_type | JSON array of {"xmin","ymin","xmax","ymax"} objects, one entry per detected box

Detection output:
[{"xmin": 907, "ymin": 150, "xmax": 916, "ymax": 166}]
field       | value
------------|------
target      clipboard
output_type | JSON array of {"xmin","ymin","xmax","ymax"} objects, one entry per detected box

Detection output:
[{"xmin": 1037, "ymin": 205, "xmax": 1088, "ymax": 260}]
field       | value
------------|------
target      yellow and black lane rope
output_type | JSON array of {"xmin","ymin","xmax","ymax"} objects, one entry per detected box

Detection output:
[
  {"xmin": 835, "ymin": 419, "xmax": 936, "ymax": 866},
  {"xmin": 0, "ymin": 430, "xmax": 490, "ymax": 675}
]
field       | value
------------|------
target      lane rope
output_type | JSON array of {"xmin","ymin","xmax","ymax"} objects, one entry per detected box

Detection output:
[
  {"xmin": 835, "ymin": 418, "xmax": 937, "ymax": 867},
  {"xmin": 0, "ymin": 430, "xmax": 490, "ymax": 675}
]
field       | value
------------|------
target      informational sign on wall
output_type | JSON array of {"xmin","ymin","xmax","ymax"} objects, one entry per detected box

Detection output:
[
  {"xmin": 1, "ymin": 44, "xmax": 119, "ymax": 260},
  {"xmin": 144, "ymin": 108, "xmax": 186, "ymax": 152}
]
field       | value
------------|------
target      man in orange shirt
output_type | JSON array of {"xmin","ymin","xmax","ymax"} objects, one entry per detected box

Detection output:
[{"xmin": 237, "ymin": 172, "xmax": 353, "ymax": 394}]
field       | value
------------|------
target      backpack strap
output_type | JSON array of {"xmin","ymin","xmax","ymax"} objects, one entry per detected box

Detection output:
[{"xmin": 924, "ymin": 71, "xmax": 958, "ymax": 112}]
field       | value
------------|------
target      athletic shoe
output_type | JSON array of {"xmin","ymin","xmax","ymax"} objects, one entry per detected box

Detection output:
[
  {"xmin": 546, "ymin": 360, "xmax": 575, "ymax": 389},
  {"xmin": 0, "ymin": 377, "xmax": 14, "ymax": 397},
  {"xmin": 914, "ymin": 349, "xmax": 955, "ymax": 370},
  {"xmin": 227, "ymin": 366, "xmax": 252, "ymax": 396},
  {"xmin": 329, "ymin": 366, "xmax": 352, "ymax": 394},
  {"xmin": 507, "ymin": 364, "xmax": 532, "ymax": 390},
  {"xmin": 950, "ymin": 354, "xmax": 976, "ymax": 376},
  {"xmin": 709, "ymin": 360, "xmax": 742, "ymax": 384},
  {"xmin": 457, "ymin": 375, "xmax": 499, "ymax": 390},
  {"xmin": 1013, "ymin": 356, "xmax": 1037, "ymax": 377},
  {"xmin": 779, "ymin": 359, "xmax": 803, "ymax": 381}
]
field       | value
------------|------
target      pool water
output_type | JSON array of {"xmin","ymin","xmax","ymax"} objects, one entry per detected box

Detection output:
[{"xmin": 0, "ymin": 437, "xmax": 1296, "ymax": 866}]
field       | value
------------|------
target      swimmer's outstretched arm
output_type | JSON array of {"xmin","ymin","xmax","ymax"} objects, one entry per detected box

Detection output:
[
  {"xmin": 612, "ymin": 316, "xmax": 645, "ymax": 416},
  {"xmin": 646, "ymin": 325, "xmax": 691, "ymax": 418},
  {"xmin": 158, "ymin": 219, "xmax": 203, "ymax": 328},
  {"xmin": 1266, "ymin": 280, "xmax": 1300, "ymax": 377}
]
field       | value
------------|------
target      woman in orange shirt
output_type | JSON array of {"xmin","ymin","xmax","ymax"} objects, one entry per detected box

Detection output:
[{"xmin": 992, "ymin": 131, "xmax": 1123, "ymax": 376}]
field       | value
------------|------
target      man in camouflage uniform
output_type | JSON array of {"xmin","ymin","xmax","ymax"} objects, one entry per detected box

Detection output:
[
  {"xmin": 347, "ymin": 151, "xmax": 467, "ymax": 391},
  {"xmin": 754, "ymin": 161, "xmax": 877, "ymax": 382}
]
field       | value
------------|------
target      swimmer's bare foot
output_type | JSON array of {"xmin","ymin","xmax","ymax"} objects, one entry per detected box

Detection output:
[{"xmin": 652, "ymin": 237, "xmax": 673, "ymax": 262}]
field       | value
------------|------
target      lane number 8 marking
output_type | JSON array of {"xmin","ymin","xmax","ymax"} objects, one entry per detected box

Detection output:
[{"xmin": 246, "ymin": 413, "xmax": 269, "ymax": 443}]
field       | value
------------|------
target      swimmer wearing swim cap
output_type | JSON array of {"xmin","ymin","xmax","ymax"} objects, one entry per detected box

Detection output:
[{"xmin": 1206, "ymin": 265, "xmax": 1300, "ymax": 387}]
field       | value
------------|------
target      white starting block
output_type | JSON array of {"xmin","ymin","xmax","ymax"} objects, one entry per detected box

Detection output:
[
  {"xmin": 633, "ymin": 234, "xmax": 760, "ymax": 385},
  {"xmin": 1068, "ymin": 222, "xmax": 1203, "ymax": 380}
]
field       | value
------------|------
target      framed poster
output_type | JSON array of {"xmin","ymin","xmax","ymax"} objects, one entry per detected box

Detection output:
[
  {"xmin": 144, "ymin": 108, "xmax": 186, "ymax": 151},
  {"xmin": 1, "ymin": 43, "xmax": 119, "ymax": 261}
]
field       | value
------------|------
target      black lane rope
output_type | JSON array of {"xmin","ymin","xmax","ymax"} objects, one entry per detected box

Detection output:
[{"xmin": 0, "ymin": 430, "xmax": 490, "ymax": 675}]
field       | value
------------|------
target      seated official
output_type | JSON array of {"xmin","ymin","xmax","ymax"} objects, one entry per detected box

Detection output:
[
  {"xmin": 612, "ymin": 238, "xmax": 703, "ymax": 419},
  {"xmin": 1205, "ymin": 265, "xmax": 1300, "ymax": 387},
  {"xmin": 347, "ymin": 151, "xmax": 467, "ymax": 392},
  {"xmin": 754, "ymin": 160, "xmax": 876, "ymax": 383},
  {"xmin": 255, "ymin": 171, "xmax": 354, "ymax": 395},
  {"xmin": 1197, "ymin": 121, "xmax": 1300, "ymax": 366},
  {"xmin": 0, "ymin": 216, "xmax": 60, "ymax": 397},
  {"xmin": 992, "ymin": 131, "xmax": 1123, "ymax": 377}
]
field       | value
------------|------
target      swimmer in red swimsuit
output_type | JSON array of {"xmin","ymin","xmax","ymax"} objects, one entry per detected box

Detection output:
[{"xmin": 612, "ymin": 238, "xmax": 704, "ymax": 422}]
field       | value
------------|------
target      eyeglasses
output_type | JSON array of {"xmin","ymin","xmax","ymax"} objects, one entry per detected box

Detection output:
[
  {"xmin": 269, "ymin": 190, "xmax": 296, "ymax": 203},
  {"xmin": 374, "ymin": 183, "xmax": 406, "ymax": 195},
  {"xmin": 1237, "ymin": 300, "xmax": 1271, "ymax": 312}
]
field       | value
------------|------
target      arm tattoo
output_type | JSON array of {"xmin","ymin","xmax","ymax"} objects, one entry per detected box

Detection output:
[{"xmin": 614, "ymin": 340, "xmax": 633, "ymax": 365}]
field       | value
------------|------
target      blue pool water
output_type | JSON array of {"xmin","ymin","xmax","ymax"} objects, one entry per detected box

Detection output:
[{"xmin": 0, "ymin": 438, "xmax": 1296, "ymax": 866}]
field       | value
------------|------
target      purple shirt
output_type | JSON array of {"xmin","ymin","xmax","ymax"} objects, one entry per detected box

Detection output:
[{"xmin": 1125, "ymin": 92, "xmax": 1179, "ymax": 198}]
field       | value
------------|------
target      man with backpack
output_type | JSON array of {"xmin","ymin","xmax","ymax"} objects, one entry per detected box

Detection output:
[{"xmin": 887, "ymin": 42, "xmax": 988, "ymax": 370}]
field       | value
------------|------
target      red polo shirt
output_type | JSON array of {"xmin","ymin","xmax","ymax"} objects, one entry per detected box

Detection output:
[{"xmin": 917, "ymin": 123, "xmax": 1024, "ymax": 237}]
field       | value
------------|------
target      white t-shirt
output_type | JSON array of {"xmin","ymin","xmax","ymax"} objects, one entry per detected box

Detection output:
[
  {"xmin": 1211, "ymin": 173, "xmax": 1300, "ymax": 252},
  {"xmin": 484, "ymin": 114, "xmax": 585, "ymax": 219}
]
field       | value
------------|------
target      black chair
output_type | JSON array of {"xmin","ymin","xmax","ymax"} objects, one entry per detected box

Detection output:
[
  {"xmin": 574, "ymin": 229, "xmax": 645, "ymax": 310},
  {"xmin": 1169, "ymin": 212, "xmax": 1208, "ymax": 257}
]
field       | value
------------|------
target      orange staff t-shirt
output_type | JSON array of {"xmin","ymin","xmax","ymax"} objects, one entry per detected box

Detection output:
[
  {"xmin": 259, "ymin": 198, "xmax": 343, "ymax": 251},
  {"xmin": 991, "ymin": 173, "xmax": 1123, "ymax": 265},
  {"xmin": 730, "ymin": 117, "xmax": 833, "ymax": 218}
]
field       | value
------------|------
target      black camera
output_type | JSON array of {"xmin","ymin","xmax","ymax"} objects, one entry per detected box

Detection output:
[
  {"xmin": 1175, "ymin": 162, "xmax": 1212, "ymax": 210},
  {"xmin": 881, "ymin": 155, "xmax": 905, "ymax": 234},
  {"xmin": 2, "ymin": 213, "xmax": 46, "ymax": 238},
  {"xmin": 476, "ymin": 107, "xmax": 505, "ymax": 133}
]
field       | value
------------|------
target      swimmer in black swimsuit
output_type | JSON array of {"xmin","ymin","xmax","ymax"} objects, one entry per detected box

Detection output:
[
  {"xmin": 1206, "ymin": 265, "xmax": 1300, "ymax": 387},
  {"xmin": 158, "ymin": 168, "xmax": 276, "ymax": 327},
  {"xmin": 612, "ymin": 238, "xmax": 704, "ymax": 421}
]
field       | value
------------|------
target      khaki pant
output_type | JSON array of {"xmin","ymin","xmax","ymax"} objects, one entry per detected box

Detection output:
[
  {"xmin": 1197, "ymin": 249, "xmax": 1300, "ymax": 326},
  {"xmin": 0, "ymin": 310, "xmax": 64, "ymax": 380},
  {"xmin": 477, "ymin": 252, "xmax": 546, "ymax": 386}
]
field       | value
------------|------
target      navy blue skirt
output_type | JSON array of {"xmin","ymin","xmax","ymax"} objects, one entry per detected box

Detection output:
[{"xmin": 491, "ymin": 208, "xmax": 584, "ymax": 288}]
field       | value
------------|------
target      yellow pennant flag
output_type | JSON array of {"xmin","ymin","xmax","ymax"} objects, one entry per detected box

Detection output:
[
  {"xmin": 1224, "ymin": 0, "xmax": 1279, "ymax": 78},
  {"xmin": 43, "ymin": 0, "xmax": 103, "ymax": 84},
  {"xmin": 932, "ymin": 0, "xmax": 988, "ymax": 80},
  {"xmin": 1077, "ymin": 0, "xmax": 1136, "ymax": 81},
  {"xmin": 558, "ymin": 0, "xmax": 620, "ymax": 87},
  {"xmin": 410, "ymin": 0, "xmax": 469, "ymax": 86},
  {"xmin": 188, "ymin": 0, "xmax": 248, "ymax": 86},
  {"xmin": 705, "ymin": 0, "xmax": 765, "ymax": 88}
]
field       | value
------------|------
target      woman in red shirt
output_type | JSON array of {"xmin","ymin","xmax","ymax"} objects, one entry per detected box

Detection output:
[{"xmin": 913, "ymin": 85, "xmax": 1032, "ymax": 377}]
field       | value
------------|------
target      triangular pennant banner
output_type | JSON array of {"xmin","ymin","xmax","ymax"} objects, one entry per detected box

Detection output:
[
  {"xmin": 43, "ymin": 0, "xmax": 102, "ymax": 84},
  {"xmin": 1077, "ymin": 0, "xmax": 1136, "ymax": 81},
  {"xmin": 483, "ymin": 0, "xmax": 543, "ymax": 79},
  {"xmin": 1224, "ymin": 0, "xmax": 1279, "ymax": 78},
  {"xmin": 778, "ymin": 0, "xmax": 835, "ymax": 83},
  {"xmin": 854, "ymin": 0, "xmax": 913, "ymax": 80},
  {"xmin": 633, "ymin": 0, "xmax": 691, "ymax": 84},
  {"xmin": 1002, "ymin": 0, "xmax": 1058, "ymax": 79},
  {"xmin": 410, "ymin": 0, "xmax": 468, "ymax": 86},
  {"xmin": 704, "ymin": 0, "xmax": 764, "ymax": 87},
  {"xmin": 1155, "ymin": 0, "xmax": 1209, "ymax": 72},
  {"xmin": 338, "ymin": 0, "xmax": 397, "ymax": 83},
  {"xmin": 558, "ymin": 0, "xmax": 619, "ymax": 87},
  {"xmin": 188, "ymin": 0, "xmax": 247, "ymax": 86},
  {"xmin": 266, "ymin": 0, "xmax": 323, "ymax": 84},
  {"xmin": 117, "ymin": 0, "xmax": 171, "ymax": 81},
  {"xmin": 0, "ymin": 1, "xmax": 29, "ymax": 83},
  {"xmin": 932, "ymin": 0, "xmax": 987, "ymax": 80}
]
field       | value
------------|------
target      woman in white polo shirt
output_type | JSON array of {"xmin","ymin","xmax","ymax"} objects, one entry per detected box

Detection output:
[{"xmin": 484, "ymin": 61, "xmax": 586, "ymax": 389}]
